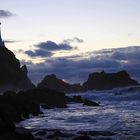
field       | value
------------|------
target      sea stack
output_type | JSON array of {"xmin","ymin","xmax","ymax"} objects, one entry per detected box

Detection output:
[
  {"xmin": 82, "ymin": 70, "xmax": 139, "ymax": 91},
  {"xmin": 37, "ymin": 74, "xmax": 82, "ymax": 93}
]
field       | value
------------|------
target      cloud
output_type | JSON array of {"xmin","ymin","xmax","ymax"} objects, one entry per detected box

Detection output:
[
  {"xmin": 25, "ymin": 40, "xmax": 77, "ymax": 58},
  {"xmin": 23, "ymin": 46, "xmax": 140, "ymax": 84},
  {"xmin": 35, "ymin": 40, "xmax": 76, "ymax": 51},
  {"xmin": 4, "ymin": 39, "xmax": 19, "ymax": 43},
  {"xmin": 0, "ymin": 10, "xmax": 14, "ymax": 18},
  {"xmin": 62, "ymin": 37, "xmax": 84, "ymax": 44},
  {"xmin": 25, "ymin": 50, "xmax": 53, "ymax": 58}
]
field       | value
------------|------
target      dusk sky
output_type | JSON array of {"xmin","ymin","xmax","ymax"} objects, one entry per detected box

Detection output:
[{"xmin": 1, "ymin": 0, "xmax": 140, "ymax": 84}]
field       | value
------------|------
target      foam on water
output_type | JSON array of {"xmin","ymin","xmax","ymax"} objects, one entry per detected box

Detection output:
[{"xmin": 17, "ymin": 86, "xmax": 140, "ymax": 138}]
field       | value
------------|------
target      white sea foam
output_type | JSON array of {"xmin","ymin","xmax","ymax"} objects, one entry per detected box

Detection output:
[{"xmin": 17, "ymin": 86, "xmax": 140, "ymax": 139}]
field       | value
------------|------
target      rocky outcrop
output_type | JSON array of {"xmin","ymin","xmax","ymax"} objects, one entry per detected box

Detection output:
[
  {"xmin": 0, "ymin": 47, "xmax": 34, "ymax": 92},
  {"xmin": 38, "ymin": 71, "xmax": 139, "ymax": 92},
  {"xmin": 37, "ymin": 74, "xmax": 82, "ymax": 93},
  {"xmin": 66, "ymin": 95, "xmax": 99, "ymax": 106},
  {"xmin": 82, "ymin": 70, "xmax": 139, "ymax": 91},
  {"xmin": 0, "ymin": 88, "xmax": 67, "ymax": 140}
]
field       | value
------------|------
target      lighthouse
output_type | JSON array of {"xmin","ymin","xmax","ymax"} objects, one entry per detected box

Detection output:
[{"xmin": 0, "ymin": 22, "xmax": 5, "ymax": 47}]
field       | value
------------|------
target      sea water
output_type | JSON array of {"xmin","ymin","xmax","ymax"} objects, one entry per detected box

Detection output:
[{"xmin": 18, "ymin": 86, "xmax": 140, "ymax": 139}]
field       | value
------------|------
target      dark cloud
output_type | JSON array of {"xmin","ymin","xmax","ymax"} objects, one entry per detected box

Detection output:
[
  {"xmin": 25, "ymin": 40, "xmax": 77, "ymax": 58},
  {"xmin": 25, "ymin": 50, "xmax": 52, "ymax": 58},
  {"xmin": 35, "ymin": 41, "xmax": 76, "ymax": 51},
  {"xmin": 0, "ymin": 10, "xmax": 14, "ymax": 18},
  {"xmin": 23, "ymin": 46, "xmax": 140, "ymax": 84}
]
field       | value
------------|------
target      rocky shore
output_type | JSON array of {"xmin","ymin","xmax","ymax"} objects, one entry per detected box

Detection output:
[
  {"xmin": 0, "ymin": 87, "xmax": 101, "ymax": 140},
  {"xmin": 0, "ymin": 88, "xmax": 67, "ymax": 140}
]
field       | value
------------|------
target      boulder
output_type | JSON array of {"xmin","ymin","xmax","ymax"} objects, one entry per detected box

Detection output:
[
  {"xmin": 71, "ymin": 135, "xmax": 92, "ymax": 140},
  {"xmin": 83, "ymin": 99, "xmax": 99, "ymax": 106},
  {"xmin": 0, "ymin": 119, "xmax": 15, "ymax": 134},
  {"xmin": 47, "ymin": 130, "xmax": 74, "ymax": 139},
  {"xmin": 15, "ymin": 127, "xmax": 34, "ymax": 140},
  {"xmin": 22, "ymin": 88, "xmax": 67, "ymax": 108},
  {"xmin": 72, "ymin": 96, "xmax": 83, "ymax": 103},
  {"xmin": 78, "ymin": 130, "xmax": 115, "ymax": 136}
]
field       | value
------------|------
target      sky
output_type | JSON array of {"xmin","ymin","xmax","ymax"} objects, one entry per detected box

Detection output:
[{"xmin": 0, "ymin": 0, "xmax": 140, "ymax": 84}]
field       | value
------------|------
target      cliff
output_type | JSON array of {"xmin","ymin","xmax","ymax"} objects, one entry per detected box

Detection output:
[{"xmin": 0, "ymin": 47, "xmax": 34, "ymax": 92}]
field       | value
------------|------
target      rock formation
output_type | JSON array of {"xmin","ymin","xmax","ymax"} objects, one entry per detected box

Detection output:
[
  {"xmin": 0, "ymin": 23, "xmax": 34, "ymax": 92},
  {"xmin": 0, "ymin": 47, "xmax": 34, "ymax": 92},
  {"xmin": 37, "ymin": 74, "xmax": 81, "ymax": 93},
  {"xmin": 82, "ymin": 70, "xmax": 139, "ymax": 91}
]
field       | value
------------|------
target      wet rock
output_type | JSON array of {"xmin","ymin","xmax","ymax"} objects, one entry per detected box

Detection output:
[
  {"xmin": 47, "ymin": 130, "xmax": 74, "ymax": 139},
  {"xmin": 41, "ymin": 104, "xmax": 50, "ymax": 109},
  {"xmin": 72, "ymin": 96, "xmax": 83, "ymax": 103},
  {"xmin": 78, "ymin": 131, "xmax": 115, "ymax": 136},
  {"xmin": 0, "ymin": 119, "xmax": 15, "ymax": 134},
  {"xmin": 35, "ymin": 130, "xmax": 47, "ymax": 136},
  {"xmin": 23, "ymin": 88, "xmax": 67, "ymax": 108},
  {"xmin": 15, "ymin": 127, "xmax": 34, "ymax": 140},
  {"xmin": 83, "ymin": 99, "xmax": 99, "ymax": 106},
  {"xmin": 94, "ymin": 138, "xmax": 112, "ymax": 140},
  {"xmin": 71, "ymin": 135, "xmax": 92, "ymax": 140}
]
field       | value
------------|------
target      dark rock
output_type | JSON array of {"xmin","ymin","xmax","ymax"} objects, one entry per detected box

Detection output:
[
  {"xmin": 78, "ymin": 131, "xmax": 115, "ymax": 136},
  {"xmin": 0, "ymin": 126, "xmax": 36, "ymax": 140},
  {"xmin": 0, "ymin": 119, "xmax": 15, "ymax": 134},
  {"xmin": 41, "ymin": 104, "xmax": 50, "ymax": 109},
  {"xmin": 72, "ymin": 96, "xmax": 83, "ymax": 103},
  {"xmin": 0, "ymin": 47, "xmax": 35, "ymax": 92},
  {"xmin": 15, "ymin": 127, "xmax": 34, "ymax": 140},
  {"xmin": 37, "ymin": 74, "xmax": 82, "ymax": 93},
  {"xmin": 83, "ymin": 99, "xmax": 99, "ymax": 106},
  {"xmin": 67, "ymin": 95, "xmax": 99, "ymax": 107},
  {"xmin": 0, "ymin": 88, "xmax": 67, "ymax": 133},
  {"xmin": 71, "ymin": 135, "xmax": 92, "ymax": 140},
  {"xmin": 0, "ymin": 87, "xmax": 67, "ymax": 140},
  {"xmin": 47, "ymin": 130, "xmax": 74, "ymax": 138},
  {"xmin": 94, "ymin": 138, "xmax": 112, "ymax": 140},
  {"xmin": 36, "ymin": 130, "xmax": 47, "ymax": 136},
  {"xmin": 82, "ymin": 70, "xmax": 139, "ymax": 91},
  {"xmin": 23, "ymin": 88, "xmax": 67, "ymax": 108}
]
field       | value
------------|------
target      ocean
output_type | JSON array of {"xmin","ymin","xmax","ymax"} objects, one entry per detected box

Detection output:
[{"xmin": 17, "ymin": 86, "xmax": 140, "ymax": 140}]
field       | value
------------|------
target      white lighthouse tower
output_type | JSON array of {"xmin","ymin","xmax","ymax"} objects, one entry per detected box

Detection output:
[{"xmin": 0, "ymin": 22, "xmax": 5, "ymax": 47}]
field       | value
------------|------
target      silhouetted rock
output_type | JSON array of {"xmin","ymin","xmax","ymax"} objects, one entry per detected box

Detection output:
[
  {"xmin": 0, "ymin": 119, "xmax": 15, "ymax": 135},
  {"xmin": 83, "ymin": 99, "xmax": 99, "ymax": 106},
  {"xmin": 0, "ymin": 88, "xmax": 67, "ymax": 140},
  {"xmin": 72, "ymin": 95, "xmax": 83, "ymax": 103},
  {"xmin": 78, "ymin": 130, "xmax": 116, "ymax": 136},
  {"xmin": 47, "ymin": 130, "xmax": 74, "ymax": 139},
  {"xmin": 37, "ymin": 74, "xmax": 82, "ymax": 93},
  {"xmin": 15, "ymin": 127, "xmax": 34, "ymax": 140},
  {"xmin": 66, "ymin": 95, "xmax": 99, "ymax": 107},
  {"xmin": 71, "ymin": 135, "xmax": 92, "ymax": 140},
  {"xmin": 22, "ymin": 88, "xmax": 67, "ymax": 108},
  {"xmin": 82, "ymin": 70, "xmax": 139, "ymax": 91},
  {"xmin": 0, "ymin": 47, "xmax": 34, "ymax": 92}
]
